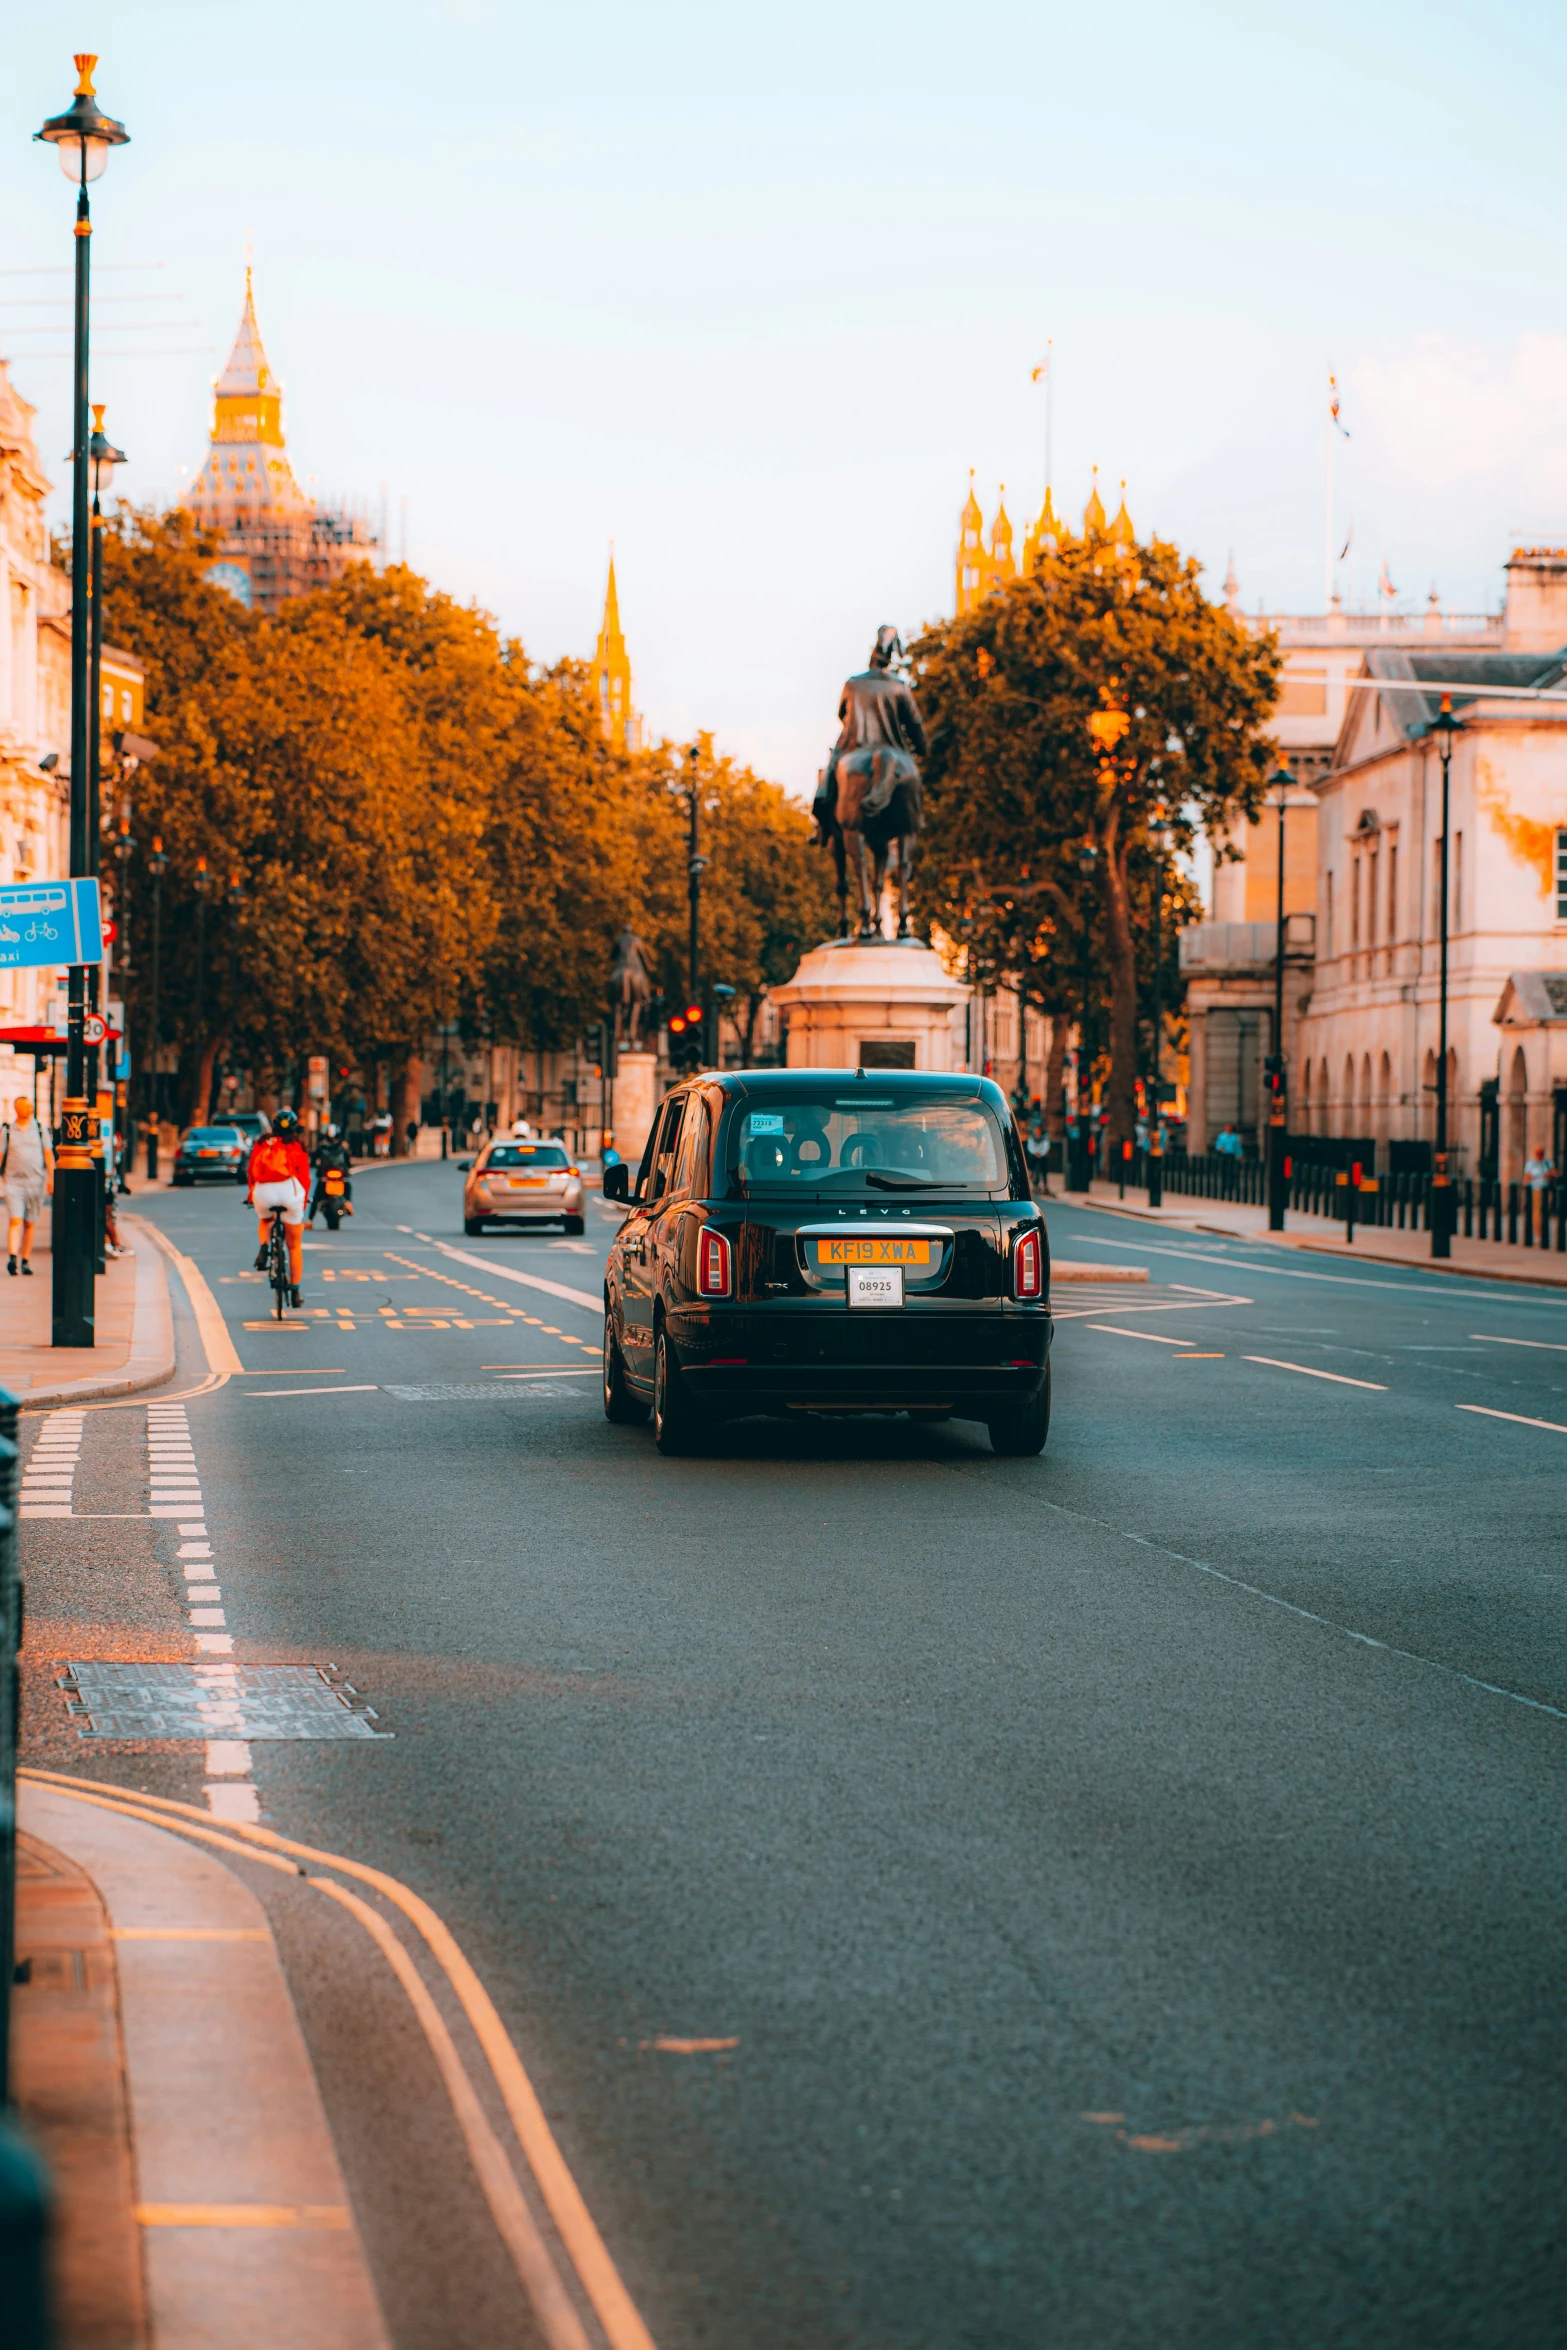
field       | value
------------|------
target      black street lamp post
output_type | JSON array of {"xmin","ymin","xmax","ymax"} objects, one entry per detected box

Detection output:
[
  {"xmin": 1147, "ymin": 811, "xmax": 1169, "ymax": 1209},
  {"xmin": 88, "ymin": 407, "xmax": 124, "ymax": 1273},
  {"xmin": 1265, "ymin": 766, "xmax": 1292, "ymax": 1231},
  {"xmin": 226, "ymin": 871, "xmax": 242, "ymax": 1123},
  {"xmin": 1072, "ymin": 841, "xmax": 1099, "ymax": 1191},
  {"xmin": 1428, "ymin": 695, "xmax": 1463, "ymax": 1259},
  {"xmin": 686, "ymin": 745, "xmax": 707, "ymax": 1055},
  {"xmin": 146, "ymin": 838, "xmax": 166, "ymax": 1177},
  {"xmin": 37, "ymin": 55, "xmax": 129, "ymax": 1346},
  {"xmin": 193, "ymin": 856, "xmax": 209, "ymax": 1121}
]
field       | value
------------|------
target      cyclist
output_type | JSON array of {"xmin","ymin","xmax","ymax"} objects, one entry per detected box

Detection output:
[
  {"xmin": 308, "ymin": 1123, "xmax": 354, "ymax": 1224},
  {"xmin": 246, "ymin": 1107, "xmax": 310, "ymax": 1306}
]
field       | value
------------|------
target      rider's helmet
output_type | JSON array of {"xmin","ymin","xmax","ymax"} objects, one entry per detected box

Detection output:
[
  {"xmin": 273, "ymin": 1108, "xmax": 300, "ymax": 1135},
  {"xmin": 326, "ymin": 1124, "xmax": 339, "ymax": 1139}
]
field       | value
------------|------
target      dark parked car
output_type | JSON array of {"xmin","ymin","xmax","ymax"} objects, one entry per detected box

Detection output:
[
  {"xmin": 171, "ymin": 1125, "xmax": 248, "ymax": 1186},
  {"xmin": 602, "ymin": 1069, "xmax": 1052, "ymax": 1455}
]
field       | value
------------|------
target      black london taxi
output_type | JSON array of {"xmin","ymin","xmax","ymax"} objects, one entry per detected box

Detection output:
[{"xmin": 601, "ymin": 1068, "xmax": 1052, "ymax": 1455}]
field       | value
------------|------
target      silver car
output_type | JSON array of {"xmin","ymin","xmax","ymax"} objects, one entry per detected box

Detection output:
[{"xmin": 463, "ymin": 1138, "xmax": 586, "ymax": 1234}]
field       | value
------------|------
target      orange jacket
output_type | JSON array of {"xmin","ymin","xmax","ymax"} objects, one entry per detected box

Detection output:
[{"xmin": 247, "ymin": 1134, "xmax": 311, "ymax": 1193}]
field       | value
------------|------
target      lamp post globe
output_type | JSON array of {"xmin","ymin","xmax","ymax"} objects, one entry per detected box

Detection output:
[{"xmin": 37, "ymin": 56, "xmax": 130, "ymax": 1348}]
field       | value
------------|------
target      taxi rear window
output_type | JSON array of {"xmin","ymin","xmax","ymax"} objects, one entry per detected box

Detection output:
[
  {"xmin": 726, "ymin": 1091, "xmax": 1008, "ymax": 1193},
  {"xmin": 487, "ymin": 1143, "xmax": 568, "ymax": 1168}
]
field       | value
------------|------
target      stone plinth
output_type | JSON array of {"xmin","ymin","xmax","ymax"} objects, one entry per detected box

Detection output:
[
  {"xmin": 770, "ymin": 937, "xmax": 970, "ymax": 1071},
  {"xmin": 610, "ymin": 1050, "xmax": 659, "ymax": 1161}
]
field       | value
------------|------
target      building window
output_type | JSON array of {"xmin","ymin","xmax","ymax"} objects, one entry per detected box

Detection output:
[
  {"xmin": 1325, "ymin": 870, "xmax": 1334, "ymax": 958},
  {"xmin": 1368, "ymin": 846, "xmax": 1379, "ymax": 948},
  {"xmin": 1557, "ymin": 828, "xmax": 1567, "ymax": 919},
  {"xmin": 1387, "ymin": 832, "xmax": 1399, "ymax": 942},
  {"xmin": 1350, "ymin": 852, "xmax": 1360, "ymax": 950},
  {"xmin": 1454, "ymin": 831, "xmax": 1463, "ymax": 931}
]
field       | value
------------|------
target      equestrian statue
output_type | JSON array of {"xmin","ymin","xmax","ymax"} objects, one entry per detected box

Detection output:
[{"xmin": 813, "ymin": 625, "xmax": 927, "ymax": 940}]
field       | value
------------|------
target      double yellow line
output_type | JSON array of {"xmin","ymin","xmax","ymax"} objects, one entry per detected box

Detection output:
[{"xmin": 21, "ymin": 1767, "xmax": 656, "ymax": 2350}]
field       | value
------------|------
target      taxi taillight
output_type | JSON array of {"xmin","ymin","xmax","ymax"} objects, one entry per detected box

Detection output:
[
  {"xmin": 1012, "ymin": 1226, "xmax": 1044, "ymax": 1300},
  {"xmin": 697, "ymin": 1227, "xmax": 733, "ymax": 1298}
]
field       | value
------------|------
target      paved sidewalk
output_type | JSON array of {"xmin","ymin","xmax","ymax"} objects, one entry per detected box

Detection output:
[
  {"xmin": 17, "ymin": 1780, "xmax": 391, "ymax": 2350},
  {"xmin": 1058, "ymin": 1178, "xmax": 1567, "ymax": 1288},
  {"xmin": 0, "ymin": 1212, "xmax": 174, "ymax": 1405}
]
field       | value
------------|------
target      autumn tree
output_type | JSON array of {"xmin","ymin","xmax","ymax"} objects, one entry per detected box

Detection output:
[{"xmin": 912, "ymin": 524, "xmax": 1279, "ymax": 1144}]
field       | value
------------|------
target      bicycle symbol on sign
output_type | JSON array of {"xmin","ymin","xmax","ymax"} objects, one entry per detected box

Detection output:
[{"xmin": 22, "ymin": 923, "xmax": 58, "ymax": 944}]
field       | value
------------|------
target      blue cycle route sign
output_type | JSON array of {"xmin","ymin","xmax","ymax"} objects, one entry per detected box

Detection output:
[{"xmin": 0, "ymin": 879, "xmax": 103, "ymax": 970}]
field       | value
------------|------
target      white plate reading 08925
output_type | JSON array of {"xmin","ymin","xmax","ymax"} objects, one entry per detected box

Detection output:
[{"xmin": 847, "ymin": 1264, "xmax": 903, "ymax": 1309}]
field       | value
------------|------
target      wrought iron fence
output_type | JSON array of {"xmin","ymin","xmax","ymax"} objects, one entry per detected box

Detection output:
[{"xmin": 1116, "ymin": 1151, "xmax": 1567, "ymax": 1252}]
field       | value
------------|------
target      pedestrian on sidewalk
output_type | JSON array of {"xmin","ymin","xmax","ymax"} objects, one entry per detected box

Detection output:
[
  {"xmin": 3, "ymin": 1094, "xmax": 52, "ymax": 1276},
  {"xmin": 1213, "ymin": 1123, "xmax": 1243, "ymax": 1159},
  {"xmin": 1523, "ymin": 1141, "xmax": 1555, "ymax": 1244},
  {"xmin": 1024, "ymin": 1118, "xmax": 1052, "ymax": 1197}
]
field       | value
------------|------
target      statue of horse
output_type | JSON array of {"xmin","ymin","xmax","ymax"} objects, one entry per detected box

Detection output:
[{"xmin": 813, "ymin": 627, "xmax": 926, "ymax": 940}]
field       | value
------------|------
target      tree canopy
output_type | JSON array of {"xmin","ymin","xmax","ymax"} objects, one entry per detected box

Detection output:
[
  {"xmin": 911, "ymin": 524, "xmax": 1279, "ymax": 1140},
  {"xmin": 96, "ymin": 511, "xmax": 832, "ymax": 1124}
]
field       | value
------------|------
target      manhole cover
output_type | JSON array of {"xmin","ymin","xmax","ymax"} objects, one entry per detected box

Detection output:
[{"xmin": 58, "ymin": 1661, "xmax": 389, "ymax": 1741}]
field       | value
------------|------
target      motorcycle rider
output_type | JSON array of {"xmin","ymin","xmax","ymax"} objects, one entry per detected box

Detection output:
[{"xmin": 308, "ymin": 1123, "xmax": 355, "ymax": 1225}]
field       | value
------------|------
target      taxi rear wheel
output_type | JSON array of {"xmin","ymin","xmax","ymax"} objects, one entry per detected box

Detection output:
[
  {"xmin": 463, "ymin": 1217, "xmax": 484, "ymax": 1235},
  {"xmin": 652, "ymin": 1324, "xmax": 704, "ymax": 1454},
  {"xmin": 603, "ymin": 1312, "xmax": 648, "ymax": 1425},
  {"xmin": 987, "ymin": 1364, "xmax": 1050, "ymax": 1458}
]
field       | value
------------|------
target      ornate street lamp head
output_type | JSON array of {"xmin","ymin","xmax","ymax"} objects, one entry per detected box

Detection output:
[
  {"xmin": 36, "ymin": 55, "xmax": 130, "ymax": 184},
  {"xmin": 1427, "ymin": 691, "xmax": 1464, "ymax": 746},
  {"xmin": 89, "ymin": 405, "xmax": 127, "ymax": 498}
]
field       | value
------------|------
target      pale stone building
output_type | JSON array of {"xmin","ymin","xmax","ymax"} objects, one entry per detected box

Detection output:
[{"xmin": 1187, "ymin": 550, "xmax": 1567, "ymax": 1174}]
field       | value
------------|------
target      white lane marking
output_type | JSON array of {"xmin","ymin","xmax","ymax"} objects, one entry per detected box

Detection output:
[
  {"xmin": 422, "ymin": 1240, "xmax": 601, "ymax": 1314},
  {"xmin": 497, "ymin": 1369, "xmax": 598, "ymax": 1380},
  {"xmin": 205, "ymin": 1782, "xmax": 261, "ymax": 1823},
  {"xmin": 1470, "ymin": 1332, "xmax": 1567, "ymax": 1354},
  {"xmin": 245, "ymin": 1384, "xmax": 380, "ymax": 1399},
  {"xmin": 1085, "ymin": 1325, "xmax": 1195, "ymax": 1345},
  {"xmin": 206, "ymin": 1741, "xmax": 252, "ymax": 1775},
  {"xmin": 178, "ymin": 1522, "xmax": 206, "ymax": 1537},
  {"xmin": 1041, "ymin": 1500, "xmax": 1567, "ymax": 1723},
  {"xmin": 1243, "ymin": 1356, "xmax": 1388, "ymax": 1391},
  {"xmin": 1071, "ymin": 1232, "xmax": 1553, "ymax": 1302},
  {"xmin": 1457, "ymin": 1404, "xmax": 1567, "ymax": 1435},
  {"xmin": 189, "ymin": 1608, "xmax": 227, "ymax": 1627},
  {"xmin": 195, "ymin": 1633, "xmax": 233, "ymax": 1655}
]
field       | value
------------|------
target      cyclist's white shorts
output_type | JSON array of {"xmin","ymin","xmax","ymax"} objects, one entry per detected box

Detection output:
[{"xmin": 252, "ymin": 1177, "xmax": 306, "ymax": 1226}]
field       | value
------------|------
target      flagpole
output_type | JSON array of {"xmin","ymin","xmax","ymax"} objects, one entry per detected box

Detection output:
[{"xmin": 1324, "ymin": 378, "xmax": 1334, "ymax": 610}]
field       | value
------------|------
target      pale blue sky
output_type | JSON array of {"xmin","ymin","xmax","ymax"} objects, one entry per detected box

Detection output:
[{"xmin": 5, "ymin": 2, "xmax": 1566, "ymax": 792}]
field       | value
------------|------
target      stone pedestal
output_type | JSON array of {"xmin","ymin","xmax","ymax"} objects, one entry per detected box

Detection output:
[
  {"xmin": 770, "ymin": 937, "xmax": 971, "ymax": 1071},
  {"xmin": 610, "ymin": 1050, "xmax": 659, "ymax": 1162}
]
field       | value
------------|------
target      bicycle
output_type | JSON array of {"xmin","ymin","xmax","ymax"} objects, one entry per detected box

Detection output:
[{"xmin": 264, "ymin": 1204, "xmax": 292, "ymax": 1319}]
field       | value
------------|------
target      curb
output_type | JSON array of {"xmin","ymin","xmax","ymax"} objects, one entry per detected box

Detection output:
[
  {"xmin": 18, "ymin": 1781, "xmax": 392, "ymax": 2350},
  {"xmin": 15, "ymin": 1218, "xmax": 176, "ymax": 1411},
  {"xmin": 1062, "ymin": 1192, "xmax": 1567, "ymax": 1289}
]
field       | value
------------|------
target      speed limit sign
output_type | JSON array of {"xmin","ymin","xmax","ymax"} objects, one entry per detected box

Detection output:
[{"xmin": 83, "ymin": 1013, "xmax": 107, "ymax": 1046}]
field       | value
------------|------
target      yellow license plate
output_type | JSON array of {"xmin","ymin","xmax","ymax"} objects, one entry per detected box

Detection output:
[
  {"xmin": 814, "ymin": 1238, "xmax": 932, "ymax": 1266},
  {"xmin": 510, "ymin": 1176, "xmax": 549, "ymax": 1187}
]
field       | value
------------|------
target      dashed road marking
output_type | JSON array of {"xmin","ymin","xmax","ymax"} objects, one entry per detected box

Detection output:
[
  {"xmin": 1457, "ymin": 1403, "xmax": 1567, "ymax": 1435},
  {"xmin": 1243, "ymin": 1356, "xmax": 1387, "ymax": 1391}
]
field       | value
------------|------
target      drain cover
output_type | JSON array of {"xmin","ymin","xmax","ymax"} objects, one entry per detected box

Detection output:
[{"xmin": 58, "ymin": 1661, "xmax": 389, "ymax": 1741}]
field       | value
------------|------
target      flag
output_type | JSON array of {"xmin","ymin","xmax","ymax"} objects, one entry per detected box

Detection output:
[
  {"xmin": 1031, "ymin": 358, "xmax": 1050, "ymax": 383},
  {"xmin": 1338, "ymin": 522, "xmax": 1354, "ymax": 561},
  {"xmin": 1328, "ymin": 374, "xmax": 1350, "ymax": 437},
  {"xmin": 1379, "ymin": 561, "xmax": 1397, "ymax": 600}
]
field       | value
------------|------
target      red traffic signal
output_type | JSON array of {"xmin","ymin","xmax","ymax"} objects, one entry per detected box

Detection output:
[
  {"xmin": 668, "ymin": 1015, "xmax": 687, "ymax": 1034},
  {"xmin": 686, "ymin": 1003, "xmax": 702, "ymax": 1024}
]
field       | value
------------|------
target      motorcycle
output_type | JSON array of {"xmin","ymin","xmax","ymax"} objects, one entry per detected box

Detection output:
[{"xmin": 318, "ymin": 1163, "xmax": 351, "ymax": 1231}]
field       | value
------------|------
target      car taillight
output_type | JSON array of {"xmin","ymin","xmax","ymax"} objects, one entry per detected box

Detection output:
[
  {"xmin": 1013, "ymin": 1226, "xmax": 1044, "ymax": 1300},
  {"xmin": 697, "ymin": 1227, "xmax": 733, "ymax": 1299}
]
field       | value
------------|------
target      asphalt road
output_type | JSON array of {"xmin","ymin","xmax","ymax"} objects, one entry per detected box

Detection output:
[{"xmin": 19, "ymin": 1158, "xmax": 1567, "ymax": 2348}]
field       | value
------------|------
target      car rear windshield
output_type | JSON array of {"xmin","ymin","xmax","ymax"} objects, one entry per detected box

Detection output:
[
  {"xmin": 487, "ymin": 1143, "xmax": 568, "ymax": 1169},
  {"xmin": 189, "ymin": 1129, "xmax": 241, "ymax": 1144},
  {"xmin": 726, "ymin": 1090, "xmax": 1009, "ymax": 1194}
]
